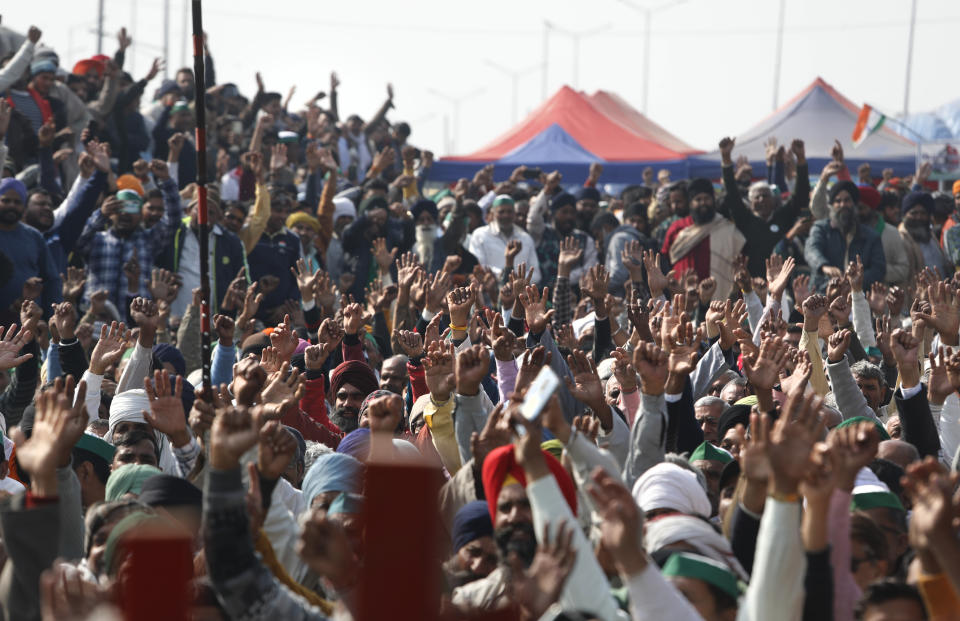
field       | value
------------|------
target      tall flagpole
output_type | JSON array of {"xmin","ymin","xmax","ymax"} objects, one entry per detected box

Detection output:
[{"xmin": 191, "ymin": 0, "xmax": 212, "ymax": 393}]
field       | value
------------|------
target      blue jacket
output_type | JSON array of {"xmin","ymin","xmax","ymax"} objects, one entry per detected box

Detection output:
[
  {"xmin": 46, "ymin": 170, "xmax": 108, "ymax": 276},
  {"xmin": 157, "ymin": 220, "xmax": 247, "ymax": 314},
  {"xmin": 605, "ymin": 225, "xmax": 659, "ymax": 297},
  {"xmin": 804, "ymin": 220, "xmax": 886, "ymax": 293},
  {"xmin": 341, "ymin": 212, "xmax": 413, "ymax": 302},
  {"xmin": 247, "ymin": 228, "xmax": 301, "ymax": 319}
]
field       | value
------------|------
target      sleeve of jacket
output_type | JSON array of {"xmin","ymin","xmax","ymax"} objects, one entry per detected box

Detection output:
[
  {"xmin": 626, "ymin": 563, "xmax": 704, "ymax": 621},
  {"xmin": 894, "ymin": 383, "xmax": 941, "ymax": 459},
  {"xmin": 0, "ymin": 39, "xmax": 34, "ymax": 92},
  {"xmin": 665, "ymin": 382, "xmax": 703, "ymax": 454},
  {"xmin": 850, "ymin": 290, "xmax": 877, "ymax": 348},
  {"xmin": 730, "ymin": 503, "xmax": 761, "ymax": 575},
  {"xmin": 57, "ymin": 465, "xmax": 85, "ymax": 560},
  {"xmin": 623, "ymin": 392, "xmax": 668, "ymax": 489},
  {"xmin": 239, "ymin": 184, "xmax": 270, "ymax": 255},
  {"xmin": 0, "ymin": 341, "xmax": 41, "ymax": 428},
  {"xmin": 57, "ymin": 338, "xmax": 88, "ymax": 382},
  {"xmin": 804, "ymin": 222, "xmax": 832, "ymax": 276},
  {"xmin": 0, "ymin": 494, "xmax": 60, "ymax": 621},
  {"xmin": 802, "ymin": 547, "xmax": 834, "ymax": 621},
  {"xmin": 51, "ymin": 170, "xmax": 108, "ymax": 254},
  {"xmin": 825, "ymin": 357, "xmax": 880, "ymax": 422},
  {"xmin": 177, "ymin": 302, "xmax": 202, "ymax": 373},
  {"xmin": 453, "ymin": 390, "xmax": 494, "ymax": 467},
  {"xmin": 117, "ymin": 342, "xmax": 154, "ymax": 394},
  {"xmin": 861, "ymin": 232, "xmax": 887, "ymax": 288},
  {"xmin": 810, "ymin": 176, "xmax": 830, "ymax": 222},
  {"xmin": 740, "ymin": 499, "xmax": 806, "ymax": 621},
  {"xmin": 882, "ymin": 226, "xmax": 912, "ymax": 285}
]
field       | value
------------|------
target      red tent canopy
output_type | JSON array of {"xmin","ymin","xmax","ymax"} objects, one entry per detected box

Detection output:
[
  {"xmin": 449, "ymin": 86, "xmax": 686, "ymax": 162},
  {"xmin": 587, "ymin": 90, "xmax": 701, "ymax": 155}
]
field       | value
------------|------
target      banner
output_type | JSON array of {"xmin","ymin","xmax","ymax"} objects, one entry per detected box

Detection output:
[{"xmin": 918, "ymin": 140, "xmax": 960, "ymax": 181}]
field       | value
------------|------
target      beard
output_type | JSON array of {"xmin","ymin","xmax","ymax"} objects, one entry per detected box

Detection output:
[
  {"xmin": 830, "ymin": 206, "xmax": 856, "ymax": 234},
  {"xmin": 331, "ymin": 406, "xmax": 360, "ymax": 434},
  {"xmin": 905, "ymin": 220, "xmax": 931, "ymax": 243},
  {"xmin": 494, "ymin": 522, "xmax": 537, "ymax": 568},
  {"xmin": 691, "ymin": 204, "xmax": 715, "ymax": 225},
  {"xmin": 414, "ymin": 224, "xmax": 436, "ymax": 267},
  {"xmin": 0, "ymin": 208, "xmax": 21, "ymax": 225}
]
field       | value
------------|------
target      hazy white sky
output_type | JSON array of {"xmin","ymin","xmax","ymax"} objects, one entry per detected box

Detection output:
[{"xmin": 4, "ymin": 0, "xmax": 959, "ymax": 157}]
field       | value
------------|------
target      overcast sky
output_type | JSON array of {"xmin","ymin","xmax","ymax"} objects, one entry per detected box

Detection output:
[{"xmin": 4, "ymin": 0, "xmax": 958, "ymax": 157}]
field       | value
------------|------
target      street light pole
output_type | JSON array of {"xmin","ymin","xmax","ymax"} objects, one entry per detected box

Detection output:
[
  {"xmin": 548, "ymin": 23, "xmax": 612, "ymax": 88},
  {"xmin": 163, "ymin": 0, "xmax": 170, "ymax": 78},
  {"xmin": 96, "ymin": 0, "xmax": 105, "ymax": 54},
  {"xmin": 617, "ymin": 0, "xmax": 687, "ymax": 114},
  {"xmin": 486, "ymin": 60, "xmax": 542, "ymax": 124},
  {"xmin": 903, "ymin": 0, "xmax": 918, "ymax": 116},
  {"xmin": 772, "ymin": 0, "xmax": 786, "ymax": 110},
  {"xmin": 428, "ymin": 87, "xmax": 486, "ymax": 154},
  {"xmin": 542, "ymin": 21, "xmax": 551, "ymax": 101}
]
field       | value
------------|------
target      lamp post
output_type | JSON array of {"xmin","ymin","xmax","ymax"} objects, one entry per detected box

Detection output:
[
  {"xmin": 616, "ymin": 0, "xmax": 688, "ymax": 114},
  {"xmin": 427, "ymin": 87, "xmax": 486, "ymax": 155},
  {"xmin": 485, "ymin": 60, "xmax": 541, "ymax": 124},
  {"xmin": 546, "ymin": 22, "xmax": 612, "ymax": 88}
]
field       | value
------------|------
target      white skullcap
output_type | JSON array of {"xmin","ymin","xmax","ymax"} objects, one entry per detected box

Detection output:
[
  {"xmin": 333, "ymin": 197, "xmax": 356, "ymax": 224},
  {"xmin": 632, "ymin": 462, "xmax": 711, "ymax": 519}
]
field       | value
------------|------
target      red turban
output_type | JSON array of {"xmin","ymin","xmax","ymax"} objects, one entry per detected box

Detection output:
[
  {"xmin": 481, "ymin": 444, "xmax": 577, "ymax": 521},
  {"xmin": 329, "ymin": 360, "xmax": 378, "ymax": 401},
  {"xmin": 72, "ymin": 58, "xmax": 105, "ymax": 77},
  {"xmin": 858, "ymin": 184, "xmax": 881, "ymax": 209}
]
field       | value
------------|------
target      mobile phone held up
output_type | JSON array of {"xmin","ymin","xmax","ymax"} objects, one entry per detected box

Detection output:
[{"xmin": 515, "ymin": 366, "xmax": 560, "ymax": 435}]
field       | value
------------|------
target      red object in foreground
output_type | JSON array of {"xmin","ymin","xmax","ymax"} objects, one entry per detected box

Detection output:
[{"xmin": 119, "ymin": 535, "xmax": 193, "ymax": 621}]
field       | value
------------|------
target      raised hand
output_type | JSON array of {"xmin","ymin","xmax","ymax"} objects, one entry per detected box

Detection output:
[
  {"xmin": 425, "ymin": 271, "xmax": 452, "ymax": 314},
  {"xmin": 446, "ymin": 286, "xmax": 475, "ymax": 332},
  {"xmin": 828, "ymin": 420, "xmax": 879, "ymax": 491},
  {"xmin": 902, "ymin": 457, "xmax": 960, "ymax": 563},
  {"xmin": 455, "ymin": 344, "xmax": 489, "ymax": 396},
  {"xmin": 916, "ymin": 281, "xmax": 960, "ymax": 347},
  {"xmin": 611, "ymin": 348, "xmax": 637, "ymax": 394},
  {"xmin": 259, "ymin": 362, "xmax": 303, "ymax": 417},
  {"xmin": 396, "ymin": 252, "xmax": 420, "ymax": 292},
  {"xmin": 518, "ymin": 285, "xmax": 554, "ymax": 334},
  {"xmin": 270, "ymin": 314, "xmax": 299, "ymax": 362},
  {"xmin": 423, "ymin": 340, "xmax": 456, "ymax": 401},
  {"xmin": 743, "ymin": 335, "xmax": 789, "ymax": 391},
  {"xmin": 143, "ymin": 370, "xmax": 190, "ymax": 447},
  {"xmin": 297, "ymin": 508, "xmax": 360, "ymax": 590},
  {"xmin": 130, "ymin": 296, "xmax": 159, "ymax": 336},
  {"xmin": 487, "ymin": 312, "xmax": 518, "ymax": 362},
  {"xmin": 718, "ymin": 136, "xmax": 736, "ymax": 166},
  {"xmin": 148, "ymin": 267, "xmax": 180, "ymax": 304},
  {"xmin": 371, "ymin": 238, "xmax": 398, "ymax": 274},
  {"xmin": 890, "ymin": 328, "xmax": 921, "ymax": 386},
  {"xmin": 210, "ymin": 405, "xmax": 259, "ymax": 470},
  {"xmin": 342, "ymin": 301, "xmax": 364, "ymax": 336},
  {"xmin": 801, "ymin": 293, "xmax": 829, "ymax": 332},
  {"xmin": 394, "ymin": 329, "xmax": 424, "ymax": 359},
  {"xmin": 291, "ymin": 258, "xmax": 321, "ymax": 303},
  {"xmin": 584, "ymin": 264, "xmax": 610, "ymax": 306},
  {"xmin": 587, "ymin": 468, "xmax": 646, "ymax": 576},
  {"xmin": 642, "ymin": 250, "xmax": 669, "ymax": 297},
  {"xmin": 258, "ymin": 420, "xmax": 297, "ymax": 480},
  {"xmin": 565, "ymin": 350, "xmax": 607, "ymax": 418},
  {"xmin": 766, "ymin": 255, "xmax": 795, "ymax": 301},
  {"xmin": 515, "ymin": 346, "xmax": 551, "ymax": 395},
  {"xmin": 765, "ymin": 390, "xmax": 824, "ymax": 495},
  {"xmin": 559, "ymin": 237, "xmax": 584, "ymax": 278},
  {"xmin": 633, "ymin": 342, "xmax": 668, "ymax": 396},
  {"xmin": 88, "ymin": 322, "xmax": 129, "ymax": 375},
  {"xmin": 826, "ymin": 328, "xmax": 852, "ymax": 364},
  {"xmin": 365, "ymin": 392, "xmax": 404, "ymax": 434}
]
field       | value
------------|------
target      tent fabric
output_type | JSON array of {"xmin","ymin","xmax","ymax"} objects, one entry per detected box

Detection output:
[
  {"xmin": 900, "ymin": 98, "xmax": 960, "ymax": 140},
  {"xmin": 686, "ymin": 77, "xmax": 917, "ymax": 178},
  {"xmin": 430, "ymin": 86, "xmax": 693, "ymax": 183}
]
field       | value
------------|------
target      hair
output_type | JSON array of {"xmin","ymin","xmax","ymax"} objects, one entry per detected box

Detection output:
[
  {"xmin": 367, "ymin": 179, "xmax": 389, "ymax": 194},
  {"xmin": 394, "ymin": 122, "xmax": 411, "ymax": 138},
  {"xmin": 854, "ymin": 580, "xmax": 927, "ymax": 620},
  {"xmin": 621, "ymin": 184, "xmax": 652, "ymax": 203},
  {"xmin": 879, "ymin": 191, "xmax": 901, "ymax": 211},
  {"xmin": 146, "ymin": 188, "xmax": 163, "ymax": 201},
  {"xmin": 868, "ymin": 458, "xmax": 906, "ymax": 498},
  {"xmin": 850, "ymin": 360, "xmax": 886, "ymax": 387},
  {"xmin": 786, "ymin": 324, "xmax": 804, "ymax": 336},
  {"xmin": 72, "ymin": 447, "xmax": 111, "ymax": 485},
  {"xmin": 590, "ymin": 211, "xmax": 620, "ymax": 234},
  {"xmin": 116, "ymin": 429, "xmax": 160, "ymax": 464},
  {"xmin": 695, "ymin": 396, "xmax": 726, "ymax": 410},
  {"xmin": 667, "ymin": 180, "xmax": 688, "ymax": 199},
  {"xmin": 303, "ymin": 440, "xmax": 333, "ymax": 473},
  {"xmin": 84, "ymin": 498, "xmax": 150, "ymax": 556},
  {"xmin": 850, "ymin": 512, "xmax": 888, "ymax": 566},
  {"xmin": 724, "ymin": 377, "xmax": 749, "ymax": 391}
]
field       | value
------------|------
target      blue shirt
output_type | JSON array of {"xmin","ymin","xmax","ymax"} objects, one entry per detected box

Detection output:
[{"xmin": 248, "ymin": 227, "xmax": 301, "ymax": 319}]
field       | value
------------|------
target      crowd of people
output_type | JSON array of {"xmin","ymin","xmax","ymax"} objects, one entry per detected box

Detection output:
[{"xmin": 0, "ymin": 20, "xmax": 959, "ymax": 621}]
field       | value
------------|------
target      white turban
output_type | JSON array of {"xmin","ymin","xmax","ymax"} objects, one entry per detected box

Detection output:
[
  {"xmin": 632, "ymin": 462, "xmax": 711, "ymax": 519},
  {"xmin": 107, "ymin": 389, "xmax": 151, "ymax": 441},
  {"xmin": 333, "ymin": 197, "xmax": 356, "ymax": 224},
  {"xmin": 644, "ymin": 514, "xmax": 749, "ymax": 581}
]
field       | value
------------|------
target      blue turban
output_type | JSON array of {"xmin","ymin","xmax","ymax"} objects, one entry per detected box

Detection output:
[
  {"xmin": 410, "ymin": 199, "xmax": 439, "ymax": 224},
  {"xmin": 575, "ymin": 187, "xmax": 601, "ymax": 203},
  {"xmin": 153, "ymin": 344, "xmax": 186, "ymax": 377},
  {"xmin": 336, "ymin": 428, "xmax": 371, "ymax": 461},
  {"xmin": 549, "ymin": 192, "xmax": 576, "ymax": 213},
  {"xmin": 30, "ymin": 59, "xmax": 57, "ymax": 76},
  {"xmin": 452, "ymin": 500, "xmax": 493, "ymax": 552},
  {"xmin": 302, "ymin": 452, "xmax": 363, "ymax": 509},
  {"xmin": 902, "ymin": 191, "xmax": 934, "ymax": 217},
  {"xmin": 0, "ymin": 178, "xmax": 27, "ymax": 205}
]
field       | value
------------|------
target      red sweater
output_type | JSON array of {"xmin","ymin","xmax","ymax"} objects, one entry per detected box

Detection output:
[{"xmin": 662, "ymin": 216, "xmax": 711, "ymax": 280}]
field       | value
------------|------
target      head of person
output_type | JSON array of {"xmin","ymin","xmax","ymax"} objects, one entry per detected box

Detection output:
[
  {"xmin": 785, "ymin": 324, "xmax": 804, "ymax": 349},
  {"xmin": 0, "ymin": 178, "xmax": 27, "ymax": 227},
  {"xmin": 849, "ymin": 512, "xmax": 890, "ymax": 590},
  {"xmin": 668, "ymin": 182, "xmax": 689, "ymax": 217},
  {"xmin": 84, "ymin": 499, "xmax": 149, "ymax": 577},
  {"xmin": 112, "ymin": 430, "xmax": 160, "ymax": 470},
  {"xmin": 850, "ymin": 361, "xmax": 886, "ymax": 413},
  {"xmin": 901, "ymin": 191, "xmax": 934, "ymax": 243},
  {"xmin": 332, "ymin": 197, "xmax": 356, "ymax": 236},
  {"xmin": 170, "ymin": 100, "xmax": 194, "ymax": 132},
  {"xmin": 858, "ymin": 163, "xmax": 873, "ymax": 184},
  {"xmin": 575, "ymin": 187, "xmax": 601, "ymax": 229},
  {"xmin": 829, "ymin": 181, "xmax": 860, "ymax": 234},
  {"xmin": 29, "ymin": 59, "xmax": 57, "ymax": 95},
  {"xmin": 879, "ymin": 191, "xmax": 902, "ymax": 226},
  {"xmin": 301, "ymin": 452, "xmax": 364, "ymax": 510},
  {"xmin": 549, "ymin": 192, "xmax": 577, "ymax": 235},
  {"xmin": 747, "ymin": 182, "xmax": 776, "ymax": 221},
  {"xmin": 267, "ymin": 189, "xmax": 294, "ymax": 233},
  {"xmin": 109, "ymin": 190, "xmax": 145, "ymax": 234},
  {"xmin": 175, "ymin": 67, "xmax": 195, "ymax": 100},
  {"xmin": 482, "ymin": 445, "xmax": 576, "ymax": 568},
  {"xmin": 858, "ymin": 184, "xmax": 881, "ymax": 222},
  {"xmin": 188, "ymin": 185, "xmax": 222, "ymax": 229},
  {"xmin": 694, "ymin": 397, "xmax": 725, "ymax": 445},
  {"xmin": 450, "ymin": 500, "xmax": 497, "ymax": 583},
  {"xmin": 492, "ymin": 195, "xmax": 516, "ymax": 235},
  {"xmin": 663, "ymin": 552, "xmax": 740, "ymax": 621},
  {"xmin": 222, "ymin": 202, "xmax": 246, "ymax": 234},
  {"xmin": 138, "ymin": 474, "xmax": 203, "ymax": 541},
  {"xmin": 66, "ymin": 73, "xmax": 88, "ymax": 100},
  {"xmin": 411, "ymin": 198, "xmax": 438, "ymax": 234},
  {"xmin": 622, "ymin": 201, "xmax": 649, "ymax": 234},
  {"xmin": 851, "ymin": 490, "xmax": 909, "ymax": 572},
  {"xmin": 632, "ymin": 461, "xmax": 711, "ymax": 520},
  {"xmin": 689, "ymin": 442, "xmax": 733, "ymax": 517},
  {"xmin": 282, "ymin": 427, "xmax": 307, "ymax": 488},
  {"xmin": 286, "ymin": 211, "xmax": 321, "ymax": 249},
  {"xmin": 141, "ymin": 189, "xmax": 165, "ymax": 228},
  {"xmin": 854, "ymin": 580, "xmax": 927, "ymax": 621},
  {"xmin": 73, "ymin": 435, "xmax": 115, "ymax": 509},
  {"xmin": 379, "ymin": 355, "xmax": 409, "ymax": 396},
  {"xmin": 329, "ymin": 361, "xmax": 379, "ymax": 434},
  {"xmin": 876, "ymin": 439, "xmax": 919, "ymax": 470},
  {"xmin": 719, "ymin": 378, "xmax": 749, "ymax": 404},
  {"xmin": 24, "ymin": 188, "xmax": 55, "ymax": 231},
  {"xmin": 686, "ymin": 179, "xmax": 715, "ymax": 224},
  {"xmin": 590, "ymin": 211, "xmax": 621, "ymax": 245}
]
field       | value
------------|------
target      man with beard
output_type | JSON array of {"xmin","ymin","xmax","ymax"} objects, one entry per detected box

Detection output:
[
  {"xmin": 76, "ymin": 160, "xmax": 182, "ymax": 311},
  {"xmin": 805, "ymin": 180, "xmax": 886, "ymax": 293},
  {"xmin": 899, "ymin": 191, "xmax": 950, "ymax": 279},
  {"xmin": 328, "ymin": 360, "xmax": 379, "ymax": 435},
  {"xmin": 855, "ymin": 184, "xmax": 911, "ymax": 288},
  {"xmin": 652, "ymin": 181, "xmax": 690, "ymax": 246},
  {"xmin": 527, "ymin": 174, "xmax": 598, "ymax": 287},
  {"xmin": 468, "ymin": 195, "xmax": 541, "ymax": 283},
  {"xmin": 607, "ymin": 202, "xmax": 660, "ymax": 296},
  {"xmin": 152, "ymin": 99, "xmax": 196, "ymax": 188},
  {"xmin": 340, "ymin": 195, "xmax": 413, "ymax": 301},
  {"xmin": 662, "ymin": 178, "xmax": 745, "ymax": 301},
  {"xmin": 0, "ymin": 177, "xmax": 61, "ymax": 318},
  {"xmin": 721, "ymin": 137, "xmax": 810, "ymax": 277},
  {"xmin": 574, "ymin": 186, "xmax": 602, "ymax": 233},
  {"xmin": 443, "ymin": 501, "xmax": 497, "ymax": 590},
  {"xmin": 411, "ymin": 198, "xmax": 478, "ymax": 276}
]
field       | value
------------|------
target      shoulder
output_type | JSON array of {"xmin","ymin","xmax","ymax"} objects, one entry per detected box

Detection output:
[{"xmin": 666, "ymin": 216, "xmax": 693, "ymax": 235}]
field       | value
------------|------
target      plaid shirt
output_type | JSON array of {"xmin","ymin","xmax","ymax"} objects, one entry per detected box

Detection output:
[{"xmin": 75, "ymin": 177, "xmax": 182, "ymax": 310}]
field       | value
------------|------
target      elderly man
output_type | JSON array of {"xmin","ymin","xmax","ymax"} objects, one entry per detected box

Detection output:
[
  {"xmin": 468, "ymin": 195, "xmax": 541, "ymax": 283},
  {"xmin": 805, "ymin": 180, "xmax": 886, "ymax": 293},
  {"xmin": 694, "ymin": 396, "xmax": 726, "ymax": 445},
  {"xmin": 721, "ymin": 137, "xmax": 810, "ymax": 277},
  {"xmin": 444, "ymin": 500, "xmax": 498, "ymax": 590},
  {"xmin": 328, "ymin": 360, "xmax": 379, "ymax": 434},
  {"xmin": 899, "ymin": 191, "xmax": 950, "ymax": 279}
]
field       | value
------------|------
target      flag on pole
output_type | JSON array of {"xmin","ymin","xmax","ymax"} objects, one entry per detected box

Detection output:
[{"xmin": 851, "ymin": 104, "xmax": 886, "ymax": 148}]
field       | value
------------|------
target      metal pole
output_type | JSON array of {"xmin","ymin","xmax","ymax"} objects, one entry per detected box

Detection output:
[
  {"xmin": 642, "ymin": 10, "xmax": 651, "ymax": 114},
  {"xmin": 903, "ymin": 0, "xmax": 918, "ymax": 116},
  {"xmin": 452, "ymin": 101, "xmax": 460, "ymax": 154},
  {"xmin": 542, "ymin": 22, "xmax": 550, "ymax": 100},
  {"xmin": 164, "ymin": 0, "xmax": 170, "ymax": 78},
  {"xmin": 97, "ymin": 0, "xmax": 105, "ymax": 54},
  {"xmin": 191, "ymin": 0, "xmax": 212, "ymax": 394},
  {"xmin": 772, "ymin": 0, "xmax": 785, "ymax": 110},
  {"xmin": 443, "ymin": 114, "xmax": 450, "ymax": 156},
  {"xmin": 181, "ymin": 0, "xmax": 188, "ymax": 70},
  {"xmin": 130, "ymin": 0, "xmax": 137, "ymax": 75},
  {"xmin": 572, "ymin": 35, "xmax": 580, "ymax": 87}
]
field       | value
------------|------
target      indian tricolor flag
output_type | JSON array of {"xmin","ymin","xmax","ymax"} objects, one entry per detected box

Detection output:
[{"xmin": 851, "ymin": 104, "xmax": 886, "ymax": 148}]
